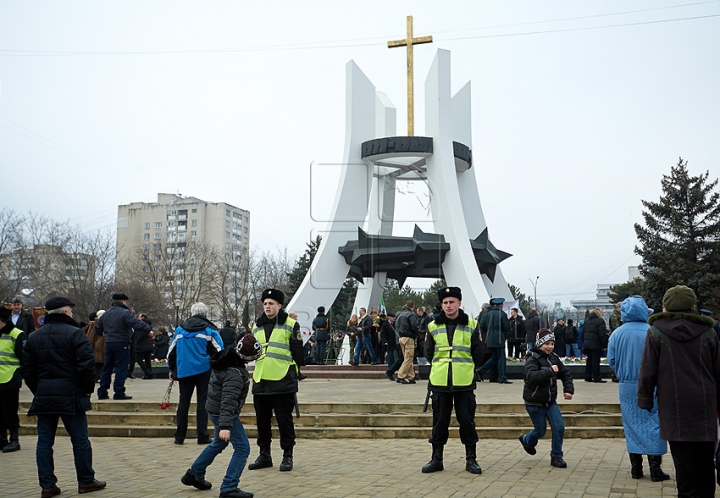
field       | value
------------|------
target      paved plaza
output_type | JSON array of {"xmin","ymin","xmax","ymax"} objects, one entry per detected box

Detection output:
[{"xmin": 2, "ymin": 376, "xmax": 692, "ymax": 497}]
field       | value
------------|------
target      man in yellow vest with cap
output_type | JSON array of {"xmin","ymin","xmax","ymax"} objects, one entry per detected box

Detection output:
[
  {"xmin": 0, "ymin": 305, "xmax": 26, "ymax": 453},
  {"xmin": 247, "ymin": 288, "xmax": 304, "ymax": 472},
  {"xmin": 423, "ymin": 286, "xmax": 485, "ymax": 475}
]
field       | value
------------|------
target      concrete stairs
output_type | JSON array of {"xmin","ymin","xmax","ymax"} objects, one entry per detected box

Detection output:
[{"xmin": 18, "ymin": 401, "xmax": 623, "ymax": 439}]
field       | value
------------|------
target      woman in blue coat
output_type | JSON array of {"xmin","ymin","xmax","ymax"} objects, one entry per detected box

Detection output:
[{"xmin": 607, "ymin": 296, "xmax": 669, "ymax": 482}]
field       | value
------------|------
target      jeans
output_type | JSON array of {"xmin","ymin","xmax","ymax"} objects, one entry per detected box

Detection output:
[
  {"xmin": 523, "ymin": 402, "xmax": 565, "ymax": 458},
  {"xmin": 176, "ymin": 370, "xmax": 211, "ymax": 442},
  {"xmin": 566, "ymin": 343, "xmax": 581, "ymax": 357},
  {"xmin": 478, "ymin": 347, "xmax": 507, "ymax": 382},
  {"xmin": 354, "ymin": 336, "xmax": 378, "ymax": 364},
  {"xmin": 191, "ymin": 413, "xmax": 250, "ymax": 493},
  {"xmin": 36, "ymin": 412, "xmax": 95, "ymax": 489},
  {"xmin": 98, "ymin": 342, "xmax": 131, "ymax": 398},
  {"xmin": 386, "ymin": 347, "xmax": 399, "ymax": 368}
]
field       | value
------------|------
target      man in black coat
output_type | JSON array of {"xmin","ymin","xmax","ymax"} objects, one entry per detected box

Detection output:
[
  {"xmin": 311, "ymin": 306, "xmax": 330, "ymax": 365},
  {"xmin": 21, "ymin": 297, "xmax": 106, "ymax": 496},
  {"xmin": 219, "ymin": 321, "xmax": 237, "ymax": 349},
  {"xmin": 94, "ymin": 292, "xmax": 151, "ymax": 400},
  {"xmin": 581, "ymin": 308, "xmax": 608, "ymax": 383},
  {"xmin": 524, "ymin": 308, "xmax": 542, "ymax": 352},
  {"xmin": 11, "ymin": 298, "xmax": 35, "ymax": 335}
]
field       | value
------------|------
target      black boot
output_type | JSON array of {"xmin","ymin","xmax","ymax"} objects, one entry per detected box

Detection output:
[
  {"xmin": 279, "ymin": 449, "xmax": 293, "ymax": 472},
  {"xmin": 248, "ymin": 446, "xmax": 273, "ymax": 470},
  {"xmin": 422, "ymin": 444, "xmax": 444, "ymax": 473},
  {"xmin": 465, "ymin": 444, "xmax": 482, "ymax": 474},
  {"xmin": 648, "ymin": 455, "xmax": 670, "ymax": 482},
  {"xmin": 0, "ymin": 431, "xmax": 7, "ymax": 451},
  {"xmin": 2, "ymin": 429, "xmax": 20, "ymax": 453},
  {"xmin": 629, "ymin": 453, "xmax": 643, "ymax": 479}
]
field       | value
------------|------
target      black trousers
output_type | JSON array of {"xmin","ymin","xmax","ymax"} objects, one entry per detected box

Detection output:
[
  {"xmin": 135, "ymin": 351, "xmax": 152, "ymax": 377},
  {"xmin": 429, "ymin": 390, "xmax": 478, "ymax": 446},
  {"xmin": 584, "ymin": 349, "xmax": 602, "ymax": 381},
  {"xmin": 669, "ymin": 440, "xmax": 715, "ymax": 498},
  {"xmin": 253, "ymin": 393, "xmax": 296, "ymax": 451},
  {"xmin": 507, "ymin": 341, "xmax": 523, "ymax": 359},
  {"xmin": 0, "ymin": 388, "xmax": 20, "ymax": 434},
  {"xmin": 175, "ymin": 370, "xmax": 211, "ymax": 442}
]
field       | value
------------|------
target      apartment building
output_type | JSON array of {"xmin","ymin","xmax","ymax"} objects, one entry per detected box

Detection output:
[{"xmin": 116, "ymin": 193, "xmax": 250, "ymax": 321}]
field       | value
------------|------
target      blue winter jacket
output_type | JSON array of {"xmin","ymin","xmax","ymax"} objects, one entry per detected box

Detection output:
[
  {"xmin": 607, "ymin": 296, "xmax": 666, "ymax": 455},
  {"xmin": 168, "ymin": 316, "xmax": 224, "ymax": 379}
]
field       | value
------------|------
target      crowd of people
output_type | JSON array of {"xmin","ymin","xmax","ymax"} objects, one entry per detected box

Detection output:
[{"xmin": 4, "ymin": 282, "xmax": 720, "ymax": 497}]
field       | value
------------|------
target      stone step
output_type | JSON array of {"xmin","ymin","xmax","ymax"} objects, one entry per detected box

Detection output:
[
  {"xmin": 18, "ymin": 411, "xmax": 622, "ymax": 429},
  {"xmin": 17, "ymin": 424, "xmax": 624, "ymax": 439},
  {"xmin": 19, "ymin": 402, "xmax": 621, "ymax": 415}
]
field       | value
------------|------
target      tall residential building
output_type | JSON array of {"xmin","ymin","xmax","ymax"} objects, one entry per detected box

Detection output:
[{"xmin": 116, "ymin": 193, "xmax": 250, "ymax": 322}]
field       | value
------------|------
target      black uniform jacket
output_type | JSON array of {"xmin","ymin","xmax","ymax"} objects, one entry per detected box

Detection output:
[
  {"xmin": 251, "ymin": 310, "xmax": 304, "ymax": 396},
  {"xmin": 425, "ymin": 309, "xmax": 485, "ymax": 393}
]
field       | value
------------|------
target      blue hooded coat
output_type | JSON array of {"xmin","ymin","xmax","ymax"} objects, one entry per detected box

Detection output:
[{"xmin": 607, "ymin": 296, "xmax": 666, "ymax": 455}]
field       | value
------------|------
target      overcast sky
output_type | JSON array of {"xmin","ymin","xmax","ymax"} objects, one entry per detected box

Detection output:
[{"xmin": 1, "ymin": 1, "xmax": 718, "ymax": 307}]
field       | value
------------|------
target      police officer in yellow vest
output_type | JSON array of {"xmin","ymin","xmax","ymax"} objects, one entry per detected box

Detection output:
[
  {"xmin": 423, "ymin": 286, "xmax": 485, "ymax": 474},
  {"xmin": 247, "ymin": 289, "xmax": 304, "ymax": 472},
  {"xmin": 0, "ymin": 305, "xmax": 27, "ymax": 453}
]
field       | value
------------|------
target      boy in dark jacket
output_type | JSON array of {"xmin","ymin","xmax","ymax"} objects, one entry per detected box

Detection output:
[
  {"xmin": 519, "ymin": 328, "xmax": 574, "ymax": 468},
  {"xmin": 181, "ymin": 334, "xmax": 262, "ymax": 498}
]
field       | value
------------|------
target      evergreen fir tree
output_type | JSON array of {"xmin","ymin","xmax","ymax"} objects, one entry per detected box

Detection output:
[{"xmin": 634, "ymin": 158, "xmax": 720, "ymax": 311}]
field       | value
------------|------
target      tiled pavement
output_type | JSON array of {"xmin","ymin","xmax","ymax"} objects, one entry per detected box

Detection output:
[{"xmin": 3, "ymin": 375, "xmax": 695, "ymax": 497}]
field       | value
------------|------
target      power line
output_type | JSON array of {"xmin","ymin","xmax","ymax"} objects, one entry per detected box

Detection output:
[{"xmin": 0, "ymin": 9, "xmax": 718, "ymax": 57}]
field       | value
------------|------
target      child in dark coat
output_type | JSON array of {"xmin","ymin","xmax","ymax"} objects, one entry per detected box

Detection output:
[
  {"xmin": 519, "ymin": 328, "xmax": 574, "ymax": 468},
  {"xmin": 181, "ymin": 334, "xmax": 262, "ymax": 498}
]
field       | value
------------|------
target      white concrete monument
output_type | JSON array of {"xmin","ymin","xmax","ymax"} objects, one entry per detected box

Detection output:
[{"xmin": 288, "ymin": 33, "xmax": 512, "ymax": 324}]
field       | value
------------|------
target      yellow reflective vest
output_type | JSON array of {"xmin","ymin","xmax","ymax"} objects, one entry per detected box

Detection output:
[
  {"xmin": 0, "ymin": 327, "xmax": 23, "ymax": 385},
  {"xmin": 428, "ymin": 318, "xmax": 476, "ymax": 387},
  {"xmin": 253, "ymin": 317, "xmax": 297, "ymax": 382}
]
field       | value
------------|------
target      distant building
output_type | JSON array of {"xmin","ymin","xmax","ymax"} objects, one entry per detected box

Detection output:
[
  {"xmin": 116, "ymin": 193, "xmax": 250, "ymax": 322},
  {"xmin": 570, "ymin": 284, "xmax": 615, "ymax": 318},
  {"xmin": 1, "ymin": 244, "xmax": 94, "ymax": 307}
]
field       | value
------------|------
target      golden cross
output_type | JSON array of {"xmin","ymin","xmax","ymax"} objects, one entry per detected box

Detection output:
[{"xmin": 388, "ymin": 16, "xmax": 433, "ymax": 136}]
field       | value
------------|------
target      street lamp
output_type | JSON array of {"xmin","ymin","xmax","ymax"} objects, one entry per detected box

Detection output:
[
  {"xmin": 529, "ymin": 276, "xmax": 539, "ymax": 309},
  {"xmin": 173, "ymin": 298, "xmax": 182, "ymax": 329}
]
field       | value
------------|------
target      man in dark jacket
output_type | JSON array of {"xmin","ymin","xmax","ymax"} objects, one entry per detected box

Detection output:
[
  {"xmin": 247, "ymin": 289, "xmax": 304, "ymax": 472},
  {"xmin": 94, "ymin": 292, "xmax": 151, "ymax": 400},
  {"xmin": 380, "ymin": 313, "xmax": 398, "ymax": 374},
  {"xmin": 169, "ymin": 302, "xmax": 224, "ymax": 445},
  {"xmin": 581, "ymin": 308, "xmax": 608, "ymax": 383},
  {"xmin": 21, "ymin": 297, "xmax": 106, "ymax": 496},
  {"xmin": 638, "ymin": 285, "xmax": 720, "ymax": 498},
  {"xmin": 525, "ymin": 308, "xmax": 542, "ymax": 352},
  {"xmin": 0, "ymin": 306, "xmax": 26, "ymax": 453},
  {"xmin": 11, "ymin": 298, "xmax": 35, "ymax": 335},
  {"xmin": 351, "ymin": 307, "xmax": 378, "ymax": 366},
  {"xmin": 133, "ymin": 314, "xmax": 155, "ymax": 380},
  {"xmin": 478, "ymin": 297, "xmax": 512, "ymax": 384},
  {"xmin": 219, "ymin": 321, "xmax": 237, "ymax": 349},
  {"xmin": 311, "ymin": 306, "xmax": 330, "ymax": 365},
  {"xmin": 423, "ymin": 286, "xmax": 485, "ymax": 475},
  {"xmin": 395, "ymin": 301, "xmax": 419, "ymax": 384},
  {"xmin": 507, "ymin": 308, "xmax": 525, "ymax": 359}
]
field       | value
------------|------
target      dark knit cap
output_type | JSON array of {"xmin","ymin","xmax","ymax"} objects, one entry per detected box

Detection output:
[
  {"xmin": 261, "ymin": 288, "xmax": 285, "ymax": 305},
  {"xmin": 0, "ymin": 306, "xmax": 11, "ymax": 321},
  {"xmin": 536, "ymin": 328, "xmax": 555, "ymax": 347},
  {"xmin": 662, "ymin": 285, "xmax": 696, "ymax": 312},
  {"xmin": 437, "ymin": 286, "xmax": 462, "ymax": 301},
  {"xmin": 236, "ymin": 334, "xmax": 262, "ymax": 361}
]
